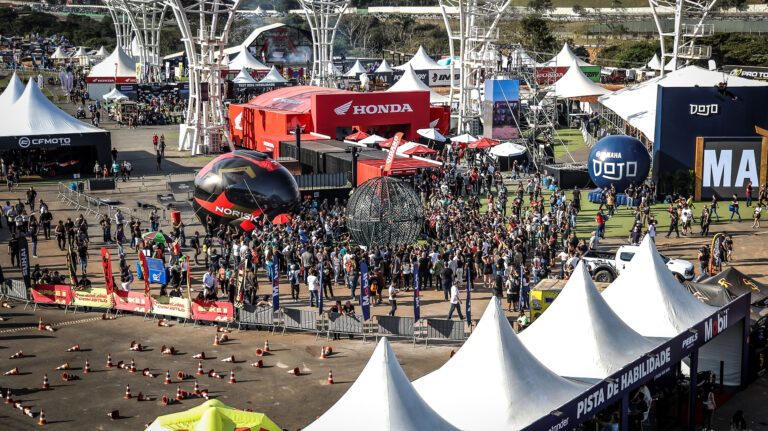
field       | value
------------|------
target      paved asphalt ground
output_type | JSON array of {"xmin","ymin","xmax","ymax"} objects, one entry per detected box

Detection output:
[{"xmin": 0, "ymin": 81, "xmax": 767, "ymax": 429}]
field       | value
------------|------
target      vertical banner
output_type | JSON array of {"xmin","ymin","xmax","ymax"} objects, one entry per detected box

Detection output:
[
  {"xmin": 66, "ymin": 242, "xmax": 78, "ymax": 288},
  {"xmin": 318, "ymin": 262, "xmax": 324, "ymax": 314},
  {"xmin": 139, "ymin": 252, "xmax": 151, "ymax": 296},
  {"xmin": 413, "ymin": 261, "xmax": 420, "ymax": 323},
  {"xmin": 383, "ymin": 132, "xmax": 404, "ymax": 174},
  {"xmin": 360, "ymin": 261, "xmax": 371, "ymax": 321},
  {"xmin": 101, "ymin": 247, "xmax": 115, "ymax": 295},
  {"xmin": 272, "ymin": 254, "xmax": 280, "ymax": 312},
  {"xmin": 234, "ymin": 258, "xmax": 245, "ymax": 308},
  {"xmin": 185, "ymin": 256, "xmax": 192, "ymax": 301},
  {"xmin": 18, "ymin": 236, "xmax": 31, "ymax": 289},
  {"xmin": 466, "ymin": 265, "xmax": 472, "ymax": 326}
]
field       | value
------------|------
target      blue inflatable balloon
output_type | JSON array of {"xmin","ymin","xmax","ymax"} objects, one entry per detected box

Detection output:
[{"xmin": 588, "ymin": 135, "xmax": 650, "ymax": 191}]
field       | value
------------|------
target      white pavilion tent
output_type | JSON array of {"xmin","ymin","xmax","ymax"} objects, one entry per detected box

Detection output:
[
  {"xmin": 305, "ymin": 338, "xmax": 458, "ymax": 431},
  {"xmin": 549, "ymin": 59, "xmax": 610, "ymax": 98},
  {"xmin": 72, "ymin": 46, "xmax": 88, "ymax": 58},
  {"xmin": 0, "ymin": 72, "xmax": 24, "ymax": 114},
  {"xmin": 375, "ymin": 59, "xmax": 394, "ymax": 73},
  {"xmin": 413, "ymin": 298, "xmax": 586, "ymax": 430},
  {"xmin": 394, "ymin": 46, "xmax": 447, "ymax": 71},
  {"xmin": 388, "ymin": 65, "xmax": 448, "ymax": 104},
  {"xmin": 233, "ymin": 67, "xmax": 258, "ymax": 84},
  {"xmin": 540, "ymin": 42, "xmax": 592, "ymax": 67},
  {"xmin": 92, "ymin": 46, "xmax": 109, "ymax": 58},
  {"xmin": 344, "ymin": 60, "xmax": 368, "ymax": 77},
  {"xmin": 489, "ymin": 142, "xmax": 526, "ymax": 157},
  {"xmin": 87, "ymin": 46, "xmax": 137, "ymax": 100},
  {"xmin": 229, "ymin": 45, "xmax": 269, "ymax": 71},
  {"xmin": 519, "ymin": 263, "xmax": 660, "ymax": 381},
  {"xmin": 259, "ymin": 66, "xmax": 288, "ymax": 84},
  {"xmin": 102, "ymin": 87, "xmax": 129, "ymax": 101},
  {"xmin": 50, "ymin": 46, "xmax": 68, "ymax": 60}
]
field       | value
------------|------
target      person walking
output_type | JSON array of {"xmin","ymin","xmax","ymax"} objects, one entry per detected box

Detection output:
[
  {"xmin": 746, "ymin": 180, "xmax": 753, "ymax": 207},
  {"xmin": 730, "ymin": 193, "xmax": 742, "ymax": 221},
  {"xmin": 387, "ymin": 282, "xmax": 397, "ymax": 316},
  {"xmin": 702, "ymin": 385, "xmax": 716, "ymax": 431},
  {"xmin": 710, "ymin": 195, "xmax": 720, "ymax": 221},
  {"xmin": 666, "ymin": 209, "xmax": 680, "ymax": 238},
  {"xmin": 307, "ymin": 268, "xmax": 319, "ymax": 307},
  {"xmin": 753, "ymin": 203, "xmax": 762, "ymax": 229},
  {"xmin": 700, "ymin": 205, "xmax": 711, "ymax": 236},
  {"xmin": 595, "ymin": 210, "xmax": 606, "ymax": 239},
  {"xmin": 156, "ymin": 150, "xmax": 162, "ymax": 171},
  {"xmin": 446, "ymin": 283, "xmax": 464, "ymax": 320}
]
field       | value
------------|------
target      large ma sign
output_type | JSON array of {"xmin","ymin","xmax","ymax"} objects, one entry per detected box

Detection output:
[
  {"xmin": 694, "ymin": 136, "xmax": 768, "ymax": 200},
  {"xmin": 588, "ymin": 135, "xmax": 651, "ymax": 191}
]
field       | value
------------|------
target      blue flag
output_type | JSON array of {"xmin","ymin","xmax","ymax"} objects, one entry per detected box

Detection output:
[
  {"xmin": 466, "ymin": 265, "xmax": 472, "ymax": 326},
  {"xmin": 318, "ymin": 262, "xmax": 324, "ymax": 314},
  {"xmin": 271, "ymin": 254, "xmax": 279, "ymax": 311},
  {"xmin": 413, "ymin": 261, "xmax": 420, "ymax": 322},
  {"xmin": 360, "ymin": 261, "xmax": 371, "ymax": 321}
]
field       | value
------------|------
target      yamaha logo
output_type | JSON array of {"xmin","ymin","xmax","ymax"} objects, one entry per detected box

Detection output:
[
  {"xmin": 18, "ymin": 137, "xmax": 30, "ymax": 148},
  {"xmin": 333, "ymin": 100, "xmax": 415, "ymax": 116}
]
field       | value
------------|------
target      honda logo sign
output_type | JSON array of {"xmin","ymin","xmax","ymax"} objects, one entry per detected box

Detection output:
[{"xmin": 333, "ymin": 101, "xmax": 414, "ymax": 116}]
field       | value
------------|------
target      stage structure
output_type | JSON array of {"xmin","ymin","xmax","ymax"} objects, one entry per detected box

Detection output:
[
  {"xmin": 439, "ymin": 0, "xmax": 512, "ymax": 135},
  {"xmin": 298, "ymin": 0, "xmax": 349, "ymax": 88},
  {"xmin": 165, "ymin": 0, "xmax": 242, "ymax": 155},
  {"xmin": 121, "ymin": 0, "xmax": 168, "ymax": 82},
  {"xmin": 103, "ymin": 0, "xmax": 133, "ymax": 53},
  {"xmin": 648, "ymin": 0, "xmax": 716, "ymax": 76}
]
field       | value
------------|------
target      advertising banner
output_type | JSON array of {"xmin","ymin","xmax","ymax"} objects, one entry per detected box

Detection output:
[
  {"xmin": 581, "ymin": 66, "xmax": 601, "ymax": 82},
  {"xmin": 139, "ymin": 253, "xmax": 151, "ymax": 296},
  {"xmin": 392, "ymin": 69, "xmax": 428, "ymax": 85},
  {"xmin": 465, "ymin": 266, "xmax": 472, "ymax": 326},
  {"xmin": 66, "ymin": 242, "xmax": 78, "ymax": 288},
  {"xmin": 693, "ymin": 137, "xmax": 767, "ymax": 201},
  {"xmin": 31, "ymin": 284, "xmax": 72, "ymax": 305},
  {"xmin": 535, "ymin": 67, "xmax": 567, "ymax": 84},
  {"xmin": 18, "ymin": 236, "xmax": 30, "ymax": 289},
  {"xmin": 191, "ymin": 299, "xmax": 234, "ymax": 322},
  {"xmin": 483, "ymin": 79, "xmax": 520, "ymax": 140},
  {"xmin": 413, "ymin": 262, "xmax": 420, "ymax": 323},
  {"xmin": 73, "ymin": 287, "xmax": 113, "ymax": 309},
  {"xmin": 360, "ymin": 261, "xmax": 371, "ymax": 321},
  {"xmin": 272, "ymin": 254, "xmax": 279, "ymax": 312},
  {"xmin": 426, "ymin": 69, "xmax": 461, "ymax": 87},
  {"xmin": 151, "ymin": 295, "xmax": 191, "ymax": 319},
  {"xmin": 113, "ymin": 290, "xmax": 152, "ymax": 313},
  {"xmin": 136, "ymin": 257, "xmax": 168, "ymax": 284},
  {"xmin": 384, "ymin": 132, "xmax": 404, "ymax": 173},
  {"xmin": 724, "ymin": 65, "xmax": 768, "ymax": 82},
  {"xmin": 318, "ymin": 262, "xmax": 324, "ymax": 314}
]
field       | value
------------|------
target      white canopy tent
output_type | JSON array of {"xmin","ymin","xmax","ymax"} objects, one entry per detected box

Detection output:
[
  {"xmin": 92, "ymin": 46, "xmax": 109, "ymax": 58},
  {"xmin": 416, "ymin": 127, "xmax": 446, "ymax": 142},
  {"xmin": 414, "ymin": 298, "xmax": 586, "ymax": 430},
  {"xmin": 305, "ymin": 338, "xmax": 458, "ymax": 431},
  {"xmin": 344, "ymin": 60, "xmax": 368, "ymax": 77},
  {"xmin": 229, "ymin": 45, "xmax": 269, "ymax": 71},
  {"xmin": 450, "ymin": 133, "xmax": 477, "ymax": 144},
  {"xmin": 598, "ymin": 66, "xmax": 766, "ymax": 142},
  {"xmin": 519, "ymin": 263, "xmax": 660, "ymax": 381},
  {"xmin": 233, "ymin": 67, "xmax": 258, "ymax": 84},
  {"xmin": 259, "ymin": 66, "xmax": 288, "ymax": 84},
  {"xmin": 0, "ymin": 72, "xmax": 24, "ymax": 114},
  {"xmin": 549, "ymin": 59, "xmax": 610, "ymax": 98},
  {"xmin": 375, "ymin": 59, "xmax": 394, "ymax": 73},
  {"xmin": 388, "ymin": 65, "xmax": 448, "ymax": 104},
  {"xmin": 102, "ymin": 87, "xmax": 129, "ymax": 101},
  {"xmin": 394, "ymin": 46, "xmax": 447, "ymax": 71},
  {"xmin": 50, "ymin": 46, "xmax": 68, "ymax": 60},
  {"xmin": 540, "ymin": 42, "xmax": 592, "ymax": 67},
  {"xmin": 72, "ymin": 47, "xmax": 88, "ymax": 58},
  {"xmin": 89, "ymin": 46, "xmax": 137, "ymax": 80},
  {"xmin": 489, "ymin": 142, "xmax": 527, "ymax": 158},
  {"xmin": 359, "ymin": 134, "xmax": 385, "ymax": 145}
]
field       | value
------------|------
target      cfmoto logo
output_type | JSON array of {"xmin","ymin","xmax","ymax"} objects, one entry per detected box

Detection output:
[{"xmin": 18, "ymin": 137, "xmax": 30, "ymax": 148}]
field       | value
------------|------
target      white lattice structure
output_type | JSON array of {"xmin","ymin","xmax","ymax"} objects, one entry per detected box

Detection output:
[
  {"xmin": 166, "ymin": 0, "xmax": 241, "ymax": 155},
  {"xmin": 299, "ymin": 0, "xmax": 349, "ymax": 88},
  {"xmin": 439, "ymin": 0, "xmax": 511, "ymax": 134},
  {"xmin": 122, "ymin": 0, "xmax": 168, "ymax": 82},
  {"xmin": 649, "ymin": 0, "xmax": 716, "ymax": 76},
  {"xmin": 103, "ymin": 0, "xmax": 133, "ymax": 52}
]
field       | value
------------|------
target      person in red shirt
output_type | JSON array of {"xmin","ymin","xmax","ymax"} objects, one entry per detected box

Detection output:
[
  {"xmin": 746, "ymin": 181, "xmax": 753, "ymax": 207},
  {"xmin": 170, "ymin": 239, "xmax": 182, "ymax": 265},
  {"xmin": 595, "ymin": 210, "xmax": 605, "ymax": 239}
]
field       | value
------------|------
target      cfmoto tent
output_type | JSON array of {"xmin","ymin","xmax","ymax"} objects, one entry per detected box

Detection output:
[
  {"xmin": 413, "ymin": 298, "xmax": 586, "ymax": 430},
  {"xmin": 146, "ymin": 399, "xmax": 281, "ymax": 431},
  {"xmin": 388, "ymin": 65, "xmax": 448, "ymax": 104},
  {"xmin": 305, "ymin": 338, "xmax": 458, "ymax": 431},
  {"xmin": 0, "ymin": 71, "xmax": 24, "ymax": 114},
  {"xmin": 394, "ymin": 46, "xmax": 447, "ymax": 71}
]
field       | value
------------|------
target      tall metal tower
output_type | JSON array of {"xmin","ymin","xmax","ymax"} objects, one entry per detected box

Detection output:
[
  {"xmin": 121, "ymin": 0, "xmax": 168, "ymax": 82},
  {"xmin": 439, "ymin": 0, "xmax": 512, "ymax": 134},
  {"xmin": 299, "ymin": 0, "xmax": 349, "ymax": 88},
  {"xmin": 649, "ymin": 0, "xmax": 716, "ymax": 76},
  {"xmin": 165, "ymin": 0, "xmax": 242, "ymax": 155},
  {"xmin": 103, "ymin": 0, "xmax": 133, "ymax": 52}
]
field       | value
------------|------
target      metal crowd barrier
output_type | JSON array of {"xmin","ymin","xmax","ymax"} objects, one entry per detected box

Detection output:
[
  {"xmin": 57, "ymin": 182, "xmax": 154, "ymax": 226},
  {"xmin": 237, "ymin": 305, "xmax": 278, "ymax": 334},
  {"xmin": 281, "ymin": 307, "xmax": 321, "ymax": 340},
  {"xmin": 425, "ymin": 318, "xmax": 466, "ymax": 347},
  {"xmin": 326, "ymin": 312, "xmax": 368, "ymax": 342},
  {"xmin": 4, "ymin": 280, "xmax": 31, "ymax": 308},
  {"xmin": 376, "ymin": 315, "xmax": 418, "ymax": 347}
]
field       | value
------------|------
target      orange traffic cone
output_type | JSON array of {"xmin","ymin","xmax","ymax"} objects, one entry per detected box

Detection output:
[
  {"xmin": 55, "ymin": 363, "xmax": 69, "ymax": 370},
  {"xmin": 161, "ymin": 346, "xmax": 175, "ymax": 355},
  {"xmin": 161, "ymin": 395, "xmax": 170, "ymax": 406},
  {"xmin": 177, "ymin": 371, "xmax": 190, "ymax": 381},
  {"xmin": 175, "ymin": 386, "xmax": 183, "ymax": 401},
  {"xmin": 42, "ymin": 373, "xmax": 50, "ymax": 389},
  {"xmin": 163, "ymin": 370, "xmax": 171, "ymax": 384},
  {"xmin": 117, "ymin": 360, "xmax": 125, "ymax": 370},
  {"xmin": 320, "ymin": 347, "xmax": 327, "ymax": 359},
  {"xmin": 213, "ymin": 335, "xmax": 220, "ymax": 346},
  {"xmin": 327, "ymin": 369, "xmax": 334, "ymax": 384},
  {"xmin": 450, "ymin": 350, "xmax": 455, "ymax": 358},
  {"xmin": 106, "ymin": 353, "xmax": 113, "ymax": 368},
  {"xmin": 216, "ymin": 325, "xmax": 230, "ymax": 333},
  {"xmin": 158, "ymin": 319, "xmax": 170, "ymax": 327},
  {"xmin": 220, "ymin": 334, "xmax": 229, "ymax": 342},
  {"xmin": 128, "ymin": 359, "xmax": 136, "ymax": 373},
  {"xmin": 38, "ymin": 408, "xmax": 47, "ymax": 425},
  {"xmin": 9, "ymin": 350, "xmax": 23, "ymax": 359},
  {"xmin": 288, "ymin": 367, "xmax": 300, "ymax": 376},
  {"xmin": 61, "ymin": 371, "xmax": 73, "ymax": 382},
  {"xmin": 44, "ymin": 324, "xmax": 54, "ymax": 332},
  {"xmin": 255, "ymin": 348, "xmax": 264, "ymax": 356},
  {"xmin": 200, "ymin": 389, "xmax": 209, "ymax": 400},
  {"xmin": 193, "ymin": 380, "xmax": 201, "ymax": 396},
  {"xmin": 4, "ymin": 368, "xmax": 19, "ymax": 375},
  {"xmin": 192, "ymin": 352, "xmax": 205, "ymax": 359},
  {"xmin": 228, "ymin": 370, "xmax": 236, "ymax": 384},
  {"xmin": 208, "ymin": 370, "xmax": 222, "ymax": 379},
  {"xmin": 250, "ymin": 360, "xmax": 263, "ymax": 368},
  {"xmin": 0, "ymin": 300, "xmax": 11, "ymax": 308},
  {"xmin": 264, "ymin": 340, "xmax": 270, "ymax": 352},
  {"xmin": 107, "ymin": 410, "xmax": 120, "ymax": 420},
  {"xmin": 83, "ymin": 359, "xmax": 91, "ymax": 374},
  {"xmin": 66, "ymin": 345, "xmax": 80, "ymax": 352},
  {"xmin": 5, "ymin": 388, "xmax": 11, "ymax": 404},
  {"xmin": 124, "ymin": 384, "xmax": 132, "ymax": 399},
  {"xmin": 143, "ymin": 368, "xmax": 156, "ymax": 378},
  {"xmin": 25, "ymin": 406, "xmax": 33, "ymax": 417},
  {"xmin": 38, "ymin": 317, "xmax": 44, "ymax": 330},
  {"xmin": 196, "ymin": 361, "xmax": 205, "ymax": 375},
  {"xmin": 221, "ymin": 355, "xmax": 234, "ymax": 363},
  {"xmin": 325, "ymin": 346, "xmax": 333, "ymax": 355},
  {"xmin": 129, "ymin": 343, "xmax": 143, "ymax": 352},
  {"xmin": 137, "ymin": 392, "xmax": 151, "ymax": 401}
]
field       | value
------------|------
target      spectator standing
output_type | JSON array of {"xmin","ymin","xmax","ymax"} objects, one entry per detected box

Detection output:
[
  {"xmin": 446, "ymin": 283, "xmax": 464, "ymax": 320},
  {"xmin": 730, "ymin": 194, "xmax": 742, "ymax": 222}
]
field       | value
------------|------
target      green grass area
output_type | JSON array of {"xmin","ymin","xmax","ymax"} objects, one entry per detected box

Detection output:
[
  {"xmin": 165, "ymin": 133, "xmax": 180, "ymax": 140},
  {"xmin": 553, "ymin": 128, "xmax": 587, "ymax": 160}
]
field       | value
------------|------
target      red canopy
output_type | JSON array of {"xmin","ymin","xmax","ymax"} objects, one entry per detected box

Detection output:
[
  {"xmin": 272, "ymin": 213, "xmax": 293, "ymax": 225},
  {"xmin": 403, "ymin": 145, "xmax": 437, "ymax": 156},
  {"xmin": 468, "ymin": 137, "xmax": 500, "ymax": 149},
  {"xmin": 379, "ymin": 136, "xmax": 412, "ymax": 148},
  {"xmin": 345, "ymin": 131, "xmax": 370, "ymax": 141}
]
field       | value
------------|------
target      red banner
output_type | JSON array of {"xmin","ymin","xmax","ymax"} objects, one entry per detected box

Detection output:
[
  {"xmin": 101, "ymin": 247, "xmax": 115, "ymax": 295},
  {"xmin": 31, "ymin": 284, "xmax": 72, "ymax": 305},
  {"xmin": 113, "ymin": 290, "xmax": 152, "ymax": 313},
  {"xmin": 535, "ymin": 66, "xmax": 568, "ymax": 84},
  {"xmin": 383, "ymin": 132, "xmax": 404, "ymax": 174},
  {"xmin": 139, "ymin": 252, "xmax": 151, "ymax": 297},
  {"xmin": 191, "ymin": 299, "xmax": 234, "ymax": 322}
]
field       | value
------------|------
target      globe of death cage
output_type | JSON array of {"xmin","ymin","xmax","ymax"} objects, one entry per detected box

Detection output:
[
  {"xmin": 193, "ymin": 151, "xmax": 300, "ymax": 232},
  {"xmin": 587, "ymin": 135, "xmax": 651, "ymax": 191}
]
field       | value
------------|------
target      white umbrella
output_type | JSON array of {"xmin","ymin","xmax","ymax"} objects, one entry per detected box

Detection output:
[
  {"xmin": 450, "ymin": 133, "xmax": 477, "ymax": 144},
  {"xmin": 358, "ymin": 134, "xmax": 385, "ymax": 145},
  {"xmin": 417, "ymin": 127, "xmax": 446, "ymax": 142}
]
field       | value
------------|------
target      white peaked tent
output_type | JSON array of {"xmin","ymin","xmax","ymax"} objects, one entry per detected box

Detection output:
[
  {"xmin": 510, "ymin": 46, "xmax": 537, "ymax": 68},
  {"xmin": 344, "ymin": 60, "xmax": 367, "ymax": 77},
  {"xmin": 229, "ymin": 45, "xmax": 269, "ymax": 71},
  {"xmin": 89, "ymin": 46, "xmax": 137, "ymax": 80},
  {"xmin": 102, "ymin": 87, "xmax": 129, "ymax": 101},
  {"xmin": 388, "ymin": 65, "xmax": 448, "ymax": 104},
  {"xmin": 72, "ymin": 47, "xmax": 88, "ymax": 57},
  {"xmin": 0, "ymin": 72, "xmax": 24, "ymax": 114},
  {"xmin": 305, "ymin": 338, "xmax": 458, "ymax": 431},
  {"xmin": 359, "ymin": 134, "xmax": 385, "ymax": 145},
  {"xmin": 550, "ymin": 59, "xmax": 610, "ymax": 98},
  {"xmin": 233, "ymin": 67, "xmax": 257, "ymax": 84},
  {"xmin": 414, "ymin": 298, "xmax": 586, "ymax": 430},
  {"xmin": 394, "ymin": 46, "xmax": 447, "ymax": 70},
  {"xmin": 50, "ymin": 46, "xmax": 68, "ymax": 60},
  {"xmin": 519, "ymin": 263, "xmax": 660, "ymax": 381},
  {"xmin": 646, "ymin": 54, "xmax": 662, "ymax": 70},
  {"xmin": 259, "ymin": 66, "xmax": 288, "ymax": 84},
  {"xmin": 328, "ymin": 62, "xmax": 342, "ymax": 76},
  {"xmin": 375, "ymin": 59, "xmax": 394, "ymax": 73},
  {"xmin": 93, "ymin": 46, "xmax": 109, "ymax": 58},
  {"xmin": 540, "ymin": 42, "xmax": 591, "ymax": 67}
]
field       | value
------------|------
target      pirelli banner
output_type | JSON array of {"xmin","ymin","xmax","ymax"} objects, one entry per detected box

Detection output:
[
  {"xmin": 72, "ymin": 287, "xmax": 114, "ymax": 309},
  {"xmin": 31, "ymin": 284, "xmax": 73, "ymax": 305},
  {"xmin": 150, "ymin": 295, "xmax": 192, "ymax": 319},
  {"xmin": 192, "ymin": 299, "xmax": 234, "ymax": 323},
  {"xmin": 694, "ymin": 133, "xmax": 768, "ymax": 201}
]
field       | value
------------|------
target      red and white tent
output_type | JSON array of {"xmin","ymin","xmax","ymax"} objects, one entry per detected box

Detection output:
[{"xmin": 87, "ymin": 46, "xmax": 137, "ymax": 100}]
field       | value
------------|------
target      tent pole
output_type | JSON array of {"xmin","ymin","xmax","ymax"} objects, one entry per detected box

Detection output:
[
  {"xmin": 687, "ymin": 350, "xmax": 699, "ymax": 431},
  {"xmin": 620, "ymin": 391, "xmax": 629, "ymax": 431}
]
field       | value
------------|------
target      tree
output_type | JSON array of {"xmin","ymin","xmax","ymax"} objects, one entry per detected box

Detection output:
[
  {"xmin": 527, "ymin": 0, "xmax": 552, "ymax": 14},
  {"xmin": 572, "ymin": 5, "xmax": 586, "ymax": 16},
  {"xmin": 519, "ymin": 16, "xmax": 557, "ymax": 54},
  {"xmin": 716, "ymin": 0, "xmax": 747, "ymax": 10},
  {"xmin": 614, "ymin": 41, "xmax": 657, "ymax": 68}
]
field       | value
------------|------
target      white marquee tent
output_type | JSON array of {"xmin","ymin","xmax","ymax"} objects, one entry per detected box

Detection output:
[
  {"xmin": 87, "ymin": 46, "xmax": 137, "ymax": 100},
  {"xmin": 413, "ymin": 298, "xmax": 586, "ymax": 430},
  {"xmin": 102, "ymin": 87, "xmax": 129, "ymax": 101},
  {"xmin": 489, "ymin": 142, "xmax": 527, "ymax": 158},
  {"xmin": 549, "ymin": 59, "xmax": 610, "ymax": 98},
  {"xmin": 92, "ymin": 46, "xmax": 109, "ymax": 59},
  {"xmin": 72, "ymin": 47, "xmax": 88, "ymax": 58},
  {"xmin": 540, "ymin": 42, "xmax": 592, "ymax": 67},
  {"xmin": 598, "ymin": 66, "xmax": 766, "ymax": 142},
  {"xmin": 305, "ymin": 338, "xmax": 458, "ymax": 431},
  {"xmin": 344, "ymin": 60, "xmax": 368, "ymax": 77},
  {"xmin": 50, "ymin": 46, "xmax": 68, "ymax": 60},
  {"xmin": 229, "ymin": 45, "xmax": 269, "ymax": 71},
  {"xmin": 388, "ymin": 65, "xmax": 448, "ymax": 104},
  {"xmin": 0, "ymin": 72, "xmax": 24, "ymax": 114},
  {"xmin": 394, "ymin": 46, "xmax": 447, "ymax": 71},
  {"xmin": 233, "ymin": 67, "xmax": 257, "ymax": 84},
  {"xmin": 519, "ymin": 263, "xmax": 660, "ymax": 381},
  {"xmin": 375, "ymin": 59, "xmax": 394, "ymax": 73},
  {"xmin": 259, "ymin": 66, "xmax": 288, "ymax": 84}
]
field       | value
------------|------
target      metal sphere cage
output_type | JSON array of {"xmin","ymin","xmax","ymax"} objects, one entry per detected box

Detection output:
[{"xmin": 346, "ymin": 176, "xmax": 424, "ymax": 247}]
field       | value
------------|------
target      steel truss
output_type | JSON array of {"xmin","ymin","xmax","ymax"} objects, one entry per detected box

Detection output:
[
  {"xmin": 299, "ymin": 0, "xmax": 349, "ymax": 88},
  {"xmin": 649, "ymin": 0, "xmax": 716, "ymax": 75}
]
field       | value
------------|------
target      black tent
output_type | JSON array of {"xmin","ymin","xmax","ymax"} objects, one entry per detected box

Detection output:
[{"xmin": 703, "ymin": 267, "xmax": 768, "ymax": 306}]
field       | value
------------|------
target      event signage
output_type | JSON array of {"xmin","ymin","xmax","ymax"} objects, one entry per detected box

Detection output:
[
  {"xmin": 191, "ymin": 299, "xmax": 234, "ymax": 322},
  {"xmin": 535, "ymin": 67, "xmax": 567, "ymax": 84},
  {"xmin": 522, "ymin": 294, "xmax": 751, "ymax": 431},
  {"xmin": 724, "ymin": 65, "xmax": 768, "ymax": 82},
  {"xmin": 483, "ymin": 79, "xmax": 520, "ymax": 140},
  {"xmin": 272, "ymin": 255, "xmax": 280, "ymax": 312},
  {"xmin": 318, "ymin": 262, "xmax": 324, "ymax": 314},
  {"xmin": 136, "ymin": 257, "xmax": 168, "ymax": 284},
  {"xmin": 413, "ymin": 262, "xmax": 420, "ymax": 322},
  {"xmin": 581, "ymin": 66, "xmax": 601, "ymax": 82},
  {"xmin": 150, "ymin": 295, "xmax": 191, "ymax": 319},
  {"xmin": 18, "ymin": 137, "xmax": 71, "ymax": 149},
  {"xmin": 693, "ymin": 137, "xmax": 767, "ymax": 200},
  {"xmin": 139, "ymin": 253, "xmax": 151, "ymax": 296},
  {"xmin": 587, "ymin": 135, "xmax": 651, "ymax": 191},
  {"xmin": 73, "ymin": 287, "xmax": 113, "ymax": 309},
  {"xmin": 113, "ymin": 290, "xmax": 151, "ymax": 313},
  {"xmin": 427, "ymin": 70, "xmax": 461, "ymax": 87},
  {"xmin": 18, "ymin": 236, "xmax": 30, "ymax": 289},
  {"xmin": 66, "ymin": 243, "xmax": 78, "ymax": 288},
  {"xmin": 31, "ymin": 284, "xmax": 72, "ymax": 305},
  {"xmin": 384, "ymin": 132, "xmax": 404, "ymax": 173},
  {"xmin": 360, "ymin": 261, "xmax": 371, "ymax": 321}
]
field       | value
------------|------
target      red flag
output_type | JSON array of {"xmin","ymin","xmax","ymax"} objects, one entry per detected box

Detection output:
[
  {"xmin": 101, "ymin": 247, "xmax": 115, "ymax": 295},
  {"xmin": 139, "ymin": 252, "xmax": 151, "ymax": 297},
  {"xmin": 383, "ymin": 132, "xmax": 404, "ymax": 174}
]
